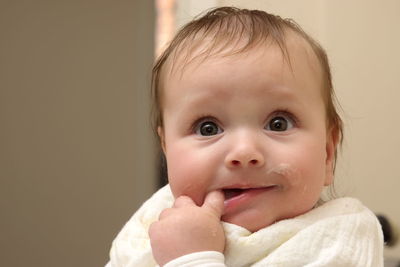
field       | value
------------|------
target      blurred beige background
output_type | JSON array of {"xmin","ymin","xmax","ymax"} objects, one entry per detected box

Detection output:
[
  {"xmin": 1, "ymin": 0, "xmax": 399, "ymax": 266},
  {"xmin": 177, "ymin": 0, "xmax": 400, "ymax": 259},
  {"xmin": 0, "ymin": 0, "xmax": 156, "ymax": 266}
]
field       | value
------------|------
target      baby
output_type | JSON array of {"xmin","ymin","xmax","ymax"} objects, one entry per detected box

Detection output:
[{"xmin": 106, "ymin": 7, "xmax": 383, "ymax": 267}]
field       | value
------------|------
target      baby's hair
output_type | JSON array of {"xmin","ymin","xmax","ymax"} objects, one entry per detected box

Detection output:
[{"xmin": 151, "ymin": 6, "xmax": 343, "ymax": 167}]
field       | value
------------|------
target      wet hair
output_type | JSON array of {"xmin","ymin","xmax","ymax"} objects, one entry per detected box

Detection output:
[{"xmin": 151, "ymin": 7, "xmax": 343, "ymax": 171}]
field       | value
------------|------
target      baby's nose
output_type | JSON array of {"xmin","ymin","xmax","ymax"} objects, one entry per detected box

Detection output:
[{"xmin": 224, "ymin": 145, "xmax": 265, "ymax": 168}]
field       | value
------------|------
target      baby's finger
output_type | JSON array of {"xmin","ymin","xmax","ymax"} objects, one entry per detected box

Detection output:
[
  {"xmin": 173, "ymin": 195, "xmax": 196, "ymax": 208},
  {"xmin": 158, "ymin": 208, "xmax": 173, "ymax": 220},
  {"xmin": 202, "ymin": 190, "xmax": 224, "ymax": 218}
]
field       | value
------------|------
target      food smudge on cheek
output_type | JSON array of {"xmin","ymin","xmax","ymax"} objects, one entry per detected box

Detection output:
[
  {"xmin": 301, "ymin": 184, "xmax": 309, "ymax": 195},
  {"xmin": 267, "ymin": 163, "xmax": 301, "ymax": 186}
]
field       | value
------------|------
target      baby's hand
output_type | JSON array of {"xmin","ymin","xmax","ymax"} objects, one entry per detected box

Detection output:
[{"xmin": 149, "ymin": 191, "xmax": 225, "ymax": 266}]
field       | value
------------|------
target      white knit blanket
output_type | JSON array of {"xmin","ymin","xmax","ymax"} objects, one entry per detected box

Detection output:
[{"xmin": 106, "ymin": 185, "xmax": 383, "ymax": 267}]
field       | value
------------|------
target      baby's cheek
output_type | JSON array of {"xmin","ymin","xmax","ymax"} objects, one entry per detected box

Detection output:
[
  {"xmin": 274, "ymin": 143, "xmax": 326, "ymax": 191},
  {"xmin": 166, "ymin": 149, "xmax": 213, "ymax": 206},
  {"xmin": 288, "ymin": 140, "xmax": 326, "ymax": 170}
]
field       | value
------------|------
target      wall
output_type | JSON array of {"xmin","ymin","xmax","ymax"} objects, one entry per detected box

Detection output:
[
  {"xmin": 323, "ymin": 1, "xmax": 400, "ymax": 258},
  {"xmin": 0, "ymin": 0, "xmax": 156, "ymax": 266},
  {"xmin": 177, "ymin": 0, "xmax": 400, "ymax": 258}
]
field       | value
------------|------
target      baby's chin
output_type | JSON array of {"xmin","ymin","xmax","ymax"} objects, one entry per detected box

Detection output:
[
  {"xmin": 221, "ymin": 212, "xmax": 277, "ymax": 233},
  {"xmin": 222, "ymin": 206, "xmax": 316, "ymax": 232}
]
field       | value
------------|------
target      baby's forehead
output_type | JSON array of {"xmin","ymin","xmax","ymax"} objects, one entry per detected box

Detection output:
[{"xmin": 164, "ymin": 29, "xmax": 322, "ymax": 83}]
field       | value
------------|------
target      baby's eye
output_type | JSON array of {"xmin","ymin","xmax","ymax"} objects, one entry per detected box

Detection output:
[
  {"xmin": 195, "ymin": 121, "xmax": 223, "ymax": 136},
  {"xmin": 265, "ymin": 115, "xmax": 294, "ymax": 132}
]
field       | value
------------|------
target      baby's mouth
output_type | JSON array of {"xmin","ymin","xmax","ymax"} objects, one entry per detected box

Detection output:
[
  {"xmin": 222, "ymin": 185, "xmax": 279, "ymax": 201},
  {"xmin": 223, "ymin": 188, "xmax": 248, "ymax": 200}
]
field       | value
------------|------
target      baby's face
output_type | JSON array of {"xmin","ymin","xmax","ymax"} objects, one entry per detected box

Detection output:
[{"xmin": 159, "ymin": 35, "xmax": 336, "ymax": 232}]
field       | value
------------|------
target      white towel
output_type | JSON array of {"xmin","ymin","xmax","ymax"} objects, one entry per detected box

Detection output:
[{"xmin": 106, "ymin": 185, "xmax": 383, "ymax": 267}]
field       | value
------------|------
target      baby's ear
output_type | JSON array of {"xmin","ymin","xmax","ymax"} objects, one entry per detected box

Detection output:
[
  {"xmin": 324, "ymin": 126, "xmax": 340, "ymax": 186},
  {"xmin": 157, "ymin": 126, "xmax": 166, "ymax": 153}
]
